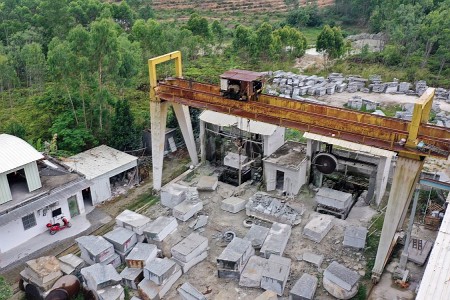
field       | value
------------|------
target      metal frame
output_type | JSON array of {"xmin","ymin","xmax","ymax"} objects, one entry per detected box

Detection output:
[{"xmin": 148, "ymin": 51, "xmax": 182, "ymax": 102}]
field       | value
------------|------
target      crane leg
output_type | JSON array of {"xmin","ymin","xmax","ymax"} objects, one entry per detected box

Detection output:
[
  {"xmin": 150, "ymin": 101, "xmax": 168, "ymax": 191},
  {"xmin": 172, "ymin": 103, "xmax": 199, "ymax": 167}
]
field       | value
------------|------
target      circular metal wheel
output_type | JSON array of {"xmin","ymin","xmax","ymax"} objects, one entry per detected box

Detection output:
[
  {"xmin": 67, "ymin": 223, "xmax": 72, "ymax": 228},
  {"xmin": 313, "ymin": 153, "xmax": 338, "ymax": 174},
  {"xmin": 50, "ymin": 230, "xmax": 56, "ymax": 235}
]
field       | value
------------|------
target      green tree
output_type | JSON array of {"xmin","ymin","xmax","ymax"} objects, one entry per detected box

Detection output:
[
  {"xmin": 20, "ymin": 42, "xmax": 46, "ymax": 90},
  {"xmin": 211, "ymin": 20, "xmax": 225, "ymax": 46},
  {"xmin": 273, "ymin": 26, "xmax": 307, "ymax": 58},
  {"xmin": 316, "ymin": 25, "xmax": 345, "ymax": 65},
  {"xmin": 286, "ymin": 8, "xmax": 310, "ymax": 28},
  {"xmin": 109, "ymin": 99, "xmax": 140, "ymax": 151},
  {"xmin": 186, "ymin": 13, "xmax": 211, "ymax": 39}
]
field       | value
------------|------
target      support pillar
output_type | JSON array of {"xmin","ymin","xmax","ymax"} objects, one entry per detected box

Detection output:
[
  {"xmin": 306, "ymin": 139, "xmax": 322, "ymax": 185},
  {"xmin": 172, "ymin": 103, "xmax": 199, "ymax": 166},
  {"xmin": 150, "ymin": 101, "xmax": 168, "ymax": 190},
  {"xmin": 374, "ymin": 156, "xmax": 392, "ymax": 206},
  {"xmin": 371, "ymin": 156, "xmax": 424, "ymax": 282},
  {"xmin": 199, "ymin": 120, "xmax": 206, "ymax": 163}
]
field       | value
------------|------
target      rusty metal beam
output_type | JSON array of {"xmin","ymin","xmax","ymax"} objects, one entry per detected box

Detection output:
[{"xmin": 156, "ymin": 78, "xmax": 450, "ymax": 159}]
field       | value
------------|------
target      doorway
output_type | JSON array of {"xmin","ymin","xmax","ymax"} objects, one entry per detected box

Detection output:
[
  {"xmin": 67, "ymin": 196, "xmax": 79, "ymax": 218},
  {"xmin": 276, "ymin": 170, "xmax": 285, "ymax": 190},
  {"xmin": 82, "ymin": 187, "xmax": 93, "ymax": 206}
]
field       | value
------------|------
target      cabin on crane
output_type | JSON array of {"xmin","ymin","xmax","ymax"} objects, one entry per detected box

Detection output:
[{"xmin": 219, "ymin": 69, "xmax": 264, "ymax": 101}]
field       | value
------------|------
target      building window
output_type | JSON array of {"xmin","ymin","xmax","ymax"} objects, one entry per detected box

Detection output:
[{"xmin": 22, "ymin": 213, "xmax": 36, "ymax": 230}]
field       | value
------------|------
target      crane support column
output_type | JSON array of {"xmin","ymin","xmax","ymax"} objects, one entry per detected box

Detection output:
[
  {"xmin": 172, "ymin": 103, "xmax": 199, "ymax": 167},
  {"xmin": 371, "ymin": 156, "xmax": 424, "ymax": 282},
  {"xmin": 150, "ymin": 101, "xmax": 169, "ymax": 190}
]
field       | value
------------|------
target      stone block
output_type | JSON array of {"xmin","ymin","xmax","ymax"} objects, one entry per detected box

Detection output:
[
  {"xmin": 171, "ymin": 232, "xmax": 208, "ymax": 263},
  {"xmin": 148, "ymin": 230, "xmax": 184, "ymax": 258},
  {"xmin": 323, "ymin": 261, "xmax": 360, "ymax": 291},
  {"xmin": 244, "ymin": 224, "xmax": 270, "ymax": 248},
  {"xmin": 116, "ymin": 210, "xmax": 151, "ymax": 235},
  {"xmin": 261, "ymin": 255, "xmax": 291, "ymax": 296},
  {"xmin": 80, "ymin": 263, "xmax": 122, "ymax": 291},
  {"xmin": 323, "ymin": 276, "xmax": 358, "ymax": 299},
  {"xmin": 144, "ymin": 258, "xmax": 177, "ymax": 285},
  {"xmin": 343, "ymin": 226, "xmax": 367, "ymax": 249},
  {"xmin": 254, "ymin": 290, "xmax": 278, "ymax": 300},
  {"xmin": 120, "ymin": 267, "xmax": 144, "ymax": 290},
  {"xmin": 302, "ymin": 252, "xmax": 323, "ymax": 268},
  {"xmin": 76, "ymin": 236, "xmax": 115, "ymax": 265},
  {"xmin": 303, "ymin": 215, "xmax": 334, "ymax": 243},
  {"xmin": 260, "ymin": 222, "xmax": 292, "ymax": 258},
  {"xmin": 126, "ymin": 242, "xmax": 158, "ymax": 269},
  {"xmin": 217, "ymin": 237, "xmax": 254, "ymax": 279},
  {"xmin": 289, "ymin": 273, "xmax": 318, "ymax": 300},
  {"xmin": 196, "ymin": 176, "xmax": 218, "ymax": 191},
  {"xmin": 97, "ymin": 284, "xmax": 125, "ymax": 300},
  {"xmin": 239, "ymin": 256, "xmax": 268, "ymax": 287},
  {"xmin": 58, "ymin": 254, "xmax": 85, "ymax": 276},
  {"xmin": 173, "ymin": 200, "xmax": 203, "ymax": 222},
  {"xmin": 178, "ymin": 282, "xmax": 206, "ymax": 300},
  {"xmin": 172, "ymin": 250, "xmax": 207, "ymax": 274},
  {"xmin": 144, "ymin": 216, "xmax": 178, "ymax": 242},
  {"xmin": 316, "ymin": 187, "xmax": 353, "ymax": 210},
  {"xmin": 24, "ymin": 256, "xmax": 63, "ymax": 288},
  {"xmin": 224, "ymin": 152, "xmax": 248, "ymax": 169},
  {"xmin": 221, "ymin": 197, "xmax": 246, "ymax": 213},
  {"xmin": 100, "ymin": 252, "xmax": 121, "ymax": 268},
  {"xmin": 104, "ymin": 227, "xmax": 138, "ymax": 253},
  {"xmin": 193, "ymin": 215, "xmax": 208, "ymax": 230},
  {"xmin": 138, "ymin": 265, "xmax": 182, "ymax": 300},
  {"xmin": 161, "ymin": 183, "xmax": 189, "ymax": 208}
]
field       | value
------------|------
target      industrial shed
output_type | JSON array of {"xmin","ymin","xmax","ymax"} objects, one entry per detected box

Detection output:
[{"xmin": 64, "ymin": 145, "xmax": 138, "ymax": 206}]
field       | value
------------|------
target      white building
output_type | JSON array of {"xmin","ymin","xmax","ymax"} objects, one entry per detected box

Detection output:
[
  {"xmin": 0, "ymin": 134, "xmax": 90, "ymax": 253},
  {"xmin": 64, "ymin": 145, "xmax": 138, "ymax": 206}
]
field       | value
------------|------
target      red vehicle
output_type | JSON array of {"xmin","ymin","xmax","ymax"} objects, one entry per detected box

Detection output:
[{"xmin": 47, "ymin": 216, "xmax": 71, "ymax": 235}]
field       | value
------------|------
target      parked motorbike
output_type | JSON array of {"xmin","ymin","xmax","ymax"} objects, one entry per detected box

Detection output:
[{"xmin": 47, "ymin": 216, "xmax": 71, "ymax": 235}]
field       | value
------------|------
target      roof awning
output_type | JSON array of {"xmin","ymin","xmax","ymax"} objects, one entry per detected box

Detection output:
[
  {"xmin": 303, "ymin": 132, "xmax": 397, "ymax": 158},
  {"xmin": 200, "ymin": 110, "xmax": 279, "ymax": 136}
]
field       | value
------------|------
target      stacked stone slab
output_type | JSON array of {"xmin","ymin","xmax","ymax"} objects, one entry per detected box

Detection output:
[
  {"xmin": 260, "ymin": 222, "xmax": 292, "ymax": 258},
  {"xmin": 221, "ymin": 196, "xmax": 247, "ymax": 213},
  {"xmin": 161, "ymin": 183, "xmax": 192, "ymax": 208},
  {"xmin": 196, "ymin": 175, "xmax": 218, "ymax": 191},
  {"xmin": 177, "ymin": 282, "xmax": 207, "ymax": 300},
  {"xmin": 261, "ymin": 255, "xmax": 291, "ymax": 296},
  {"xmin": 303, "ymin": 215, "xmax": 334, "ymax": 243},
  {"xmin": 126, "ymin": 242, "xmax": 158, "ymax": 269},
  {"xmin": 385, "ymin": 82, "xmax": 399, "ymax": 93},
  {"xmin": 76, "ymin": 235, "xmax": 120, "ymax": 267},
  {"xmin": 104, "ymin": 227, "xmax": 138, "ymax": 262},
  {"xmin": 144, "ymin": 216, "xmax": 178, "ymax": 242},
  {"xmin": 239, "ymin": 255, "xmax": 268, "ymax": 287},
  {"xmin": 244, "ymin": 224, "xmax": 270, "ymax": 249},
  {"xmin": 217, "ymin": 237, "xmax": 255, "ymax": 280},
  {"xmin": 58, "ymin": 254, "xmax": 85, "ymax": 276},
  {"xmin": 171, "ymin": 232, "xmax": 208, "ymax": 273},
  {"xmin": 120, "ymin": 267, "xmax": 144, "ymax": 290},
  {"xmin": 246, "ymin": 192, "xmax": 302, "ymax": 225},
  {"xmin": 80, "ymin": 263, "xmax": 124, "ymax": 300},
  {"xmin": 416, "ymin": 80, "xmax": 428, "ymax": 96},
  {"xmin": 343, "ymin": 226, "xmax": 368, "ymax": 250},
  {"xmin": 139, "ymin": 258, "xmax": 182, "ymax": 300},
  {"xmin": 398, "ymin": 82, "xmax": 411, "ymax": 93},
  {"xmin": 116, "ymin": 209, "xmax": 152, "ymax": 242},
  {"xmin": 173, "ymin": 189, "xmax": 203, "ymax": 221},
  {"xmin": 289, "ymin": 273, "xmax": 318, "ymax": 300},
  {"xmin": 323, "ymin": 261, "xmax": 360, "ymax": 299},
  {"xmin": 20, "ymin": 256, "xmax": 63, "ymax": 293},
  {"xmin": 315, "ymin": 187, "xmax": 353, "ymax": 219}
]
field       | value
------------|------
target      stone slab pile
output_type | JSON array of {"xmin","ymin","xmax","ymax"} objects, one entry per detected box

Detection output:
[
  {"xmin": 104, "ymin": 227, "xmax": 138, "ymax": 262},
  {"xmin": 126, "ymin": 242, "xmax": 158, "ymax": 269},
  {"xmin": 80, "ymin": 263, "xmax": 124, "ymax": 300},
  {"xmin": 398, "ymin": 82, "xmax": 411, "ymax": 93},
  {"xmin": 150, "ymin": 230, "xmax": 184, "ymax": 258},
  {"xmin": 171, "ymin": 232, "xmax": 208, "ymax": 273},
  {"xmin": 173, "ymin": 189, "xmax": 203, "ymax": 222},
  {"xmin": 20, "ymin": 256, "xmax": 63, "ymax": 293},
  {"xmin": 161, "ymin": 183, "xmax": 192, "ymax": 208},
  {"xmin": 139, "ymin": 258, "xmax": 182, "ymax": 300},
  {"xmin": 289, "ymin": 273, "xmax": 318, "ymax": 300},
  {"xmin": 96, "ymin": 284, "xmax": 125, "ymax": 300},
  {"xmin": 385, "ymin": 82, "xmax": 399, "ymax": 93},
  {"xmin": 303, "ymin": 215, "xmax": 334, "ymax": 243},
  {"xmin": 58, "ymin": 254, "xmax": 85, "ymax": 276},
  {"xmin": 221, "ymin": 196, "xmax": 247, "ymax": 213},
  {"xmin": 177, "ymin": 282, "xmax": 207, "ymax": 300},
  {"xmin": 323, "ymin": 261, "xmax": 360, "ymax": 299},
  {"xmin": 120, "ymin": 267, "xmax": 144, "ymax": 290},
  {"xmin": 116, "ymin": 209, "xmax": 151, "ymax": 242},
  {"xmin": 244, "ymin": 224, "xmax": 270, "ymax": 249},
  {"xmin": 76, "ymin": 235, "xmax": 120, "ymax": 267},
  {"xmin": 144, "ymin": 216, "xmax": 178, "ymax": 242},
  {"xmin": 261, "ymin": 255, "xmax": 291, "ymax": 296},
  {"xmin": 260, "ymin": 222, "xmax": 292, "ymax": 258},
  {"xmin": 343, "ymin": 226, "xmax": 368, "ymax": 249},
  {"xmin": 217, "ymin": 237, "xmax": 254, "ymax": 280},
  {"xmin": 246, "ymin": 192, "xmax": 302, "ymax": 225},
  {"xmin": 239, "ymin": 255, "xmax": 268, "ymax": 287}
]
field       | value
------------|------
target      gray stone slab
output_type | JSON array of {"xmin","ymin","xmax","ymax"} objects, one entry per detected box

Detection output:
[
  {"xmin": 161, "ymin": 183, "xmax": 189, "ymax": 208},
  {"xmin": 239, "ymin": 255, "xmax": 268, "ymax": 287},
  {"xmin": 343, "ymin": 226, "xmax": 368, "ymax": 249},
  {"xmin": 261, "ymin": 255, "xmax": 291, "ymax": 296},
  {"xmin": 302, "ymin": 252, "xmax": 323, "ymax": 268},
  {"xmin": 194, "ymin": 215, "xmax": 208, "ymax": 230},
  {"xmin": 315, "ymin": 187, "xmax": 353, "ymax": 210},
  {"xmin": 103, "ymin": 227, "xmax": 137, "ymax": 253},
  {"xmin": 217, "ymin": 237, "xmax": 254, "ymax": 279},
  {"xmin": 144, "ymin": 216, "xmax": 178, "ymax": 242},
  {"xmin": 126, "ymin": 242, "xmax": 157, "ymax": 269},
  {"xmin": 80, "ymin": 263, "xmax": 121, "ymax": 291},
  {"xmin": 323, "ymin": 276, "xmax": 358, "ymax": 299},
  {"xmin": 58, "ymin": 254, "xmax": 85, "ymax": 276},
  {"xmin": 303, "ymin": 215, "xmax": 334, "ymax": 243},
  {"xmin": 221, "ymin": 197, "xmax": 247, "ymax": 213},
  {"xmin": 196, "ymin": 176, "xmax": 218, "ymax": 191},
  {"xmin": 76, "ymin": 236, "xmax": 115, "ymax": 264},
  {"xmin": 99, "ymin": 252, "xmax": 121, "ymax": 268},
  {"xmin": 172, "ymin": 250, "xmax": 207, "ymax": 274},
  {"xmin": 138, "ymin": 265, "xmax": 182, "ymax": 299},
  {"xmin": 173, "ymin": 200, "xmax": 203, "ymax": 222},
  {"xmin": 407, "ymin": 238, "xmax": 433, "ymax": 266},
  {"xmin": 171, "ymin": 232, "xmax": 208, "ymax": 263},
  {"xmin": 178, "ymin": 282, "xmax": 207, "ymax": 300},
  {"xmin": 323, "ymin": 261, "xmax": 360, "ymax": 291},
  {"xmin": 290, "ymin": 273, "xmax": 318, "ymax": 300},
  {"xmin": 255, "ymin": 290, "xmax": 278, "ymax": 300},
  {"xmin": 115, "ymin": 210, "xmax": 151, "ymax": 235},
  {"xmin": 97, "ymin": 284, "xmax": 125, "ymax": 300},
  {"xmin": 144, "ymin": 258, "xmax": 177, "ymax": 285},
  {"xmin": 260, "ymin": 222, "xmax": 292, "ymax": 258},
  {"xmin": 120, "ymin": 267, "xmax": 144, "ymax": 290},
  {"xmin": 244, "ymin": 224, "xmax": 270, "ymax": 248}
]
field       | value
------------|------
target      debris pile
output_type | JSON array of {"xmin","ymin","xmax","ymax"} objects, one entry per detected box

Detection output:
[{"xmin": 246, "ymin": 192, "xmax": 302, "ymax": 225}]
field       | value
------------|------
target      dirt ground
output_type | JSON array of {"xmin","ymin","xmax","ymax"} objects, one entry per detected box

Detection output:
[{"xmin": 295, "ymin": 48, "xmax": 325, "ymax": 72}]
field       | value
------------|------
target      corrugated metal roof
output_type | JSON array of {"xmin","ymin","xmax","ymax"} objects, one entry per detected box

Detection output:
[
  {"xmin": 220, "ymin": 69, "xmax": 264, "ymax": 82},
  {"xmin": 63, "ymin": 145, "xmax": 137, "ymax": 179},
  {"xmin": 0, "ymin": 178, "xmax": 91, "ymax": 226},
  {"xmin": 416, "ymin": 205, "xmax": 450, "ymax": 299},
  {"xmin": 0, "ymin": 134, "xmax": 44, "ymax": 174},
  {"xmin": 303, "ymin": 132, "xmax": 397, "ymax": 158},
  {"xmin": 200, "ymin": 110, "xmax": 278, "ymax": 136}
]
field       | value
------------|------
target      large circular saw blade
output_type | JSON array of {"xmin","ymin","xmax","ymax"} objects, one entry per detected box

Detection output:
[{"xmin": 313, "ymin": 153, "xmax": 338, "ymax": 174}]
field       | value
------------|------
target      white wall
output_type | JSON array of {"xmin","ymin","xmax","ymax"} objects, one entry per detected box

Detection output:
[
  {"xmin": 90, "ymin": 177, "xmax": 112, "ymax": 205},
  {"xmin": 264, "ymin": 160, "xmax": 307, "ymax": 195},
  {"xmin": 263, "ymin": 127, "xmax": 285, "ymax": 156}
]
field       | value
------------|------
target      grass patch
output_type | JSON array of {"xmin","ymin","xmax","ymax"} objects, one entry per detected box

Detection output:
[
  {"xmin": 285, "ymin": 129, "xmax": 307, "ymax": 143},
  {"xmin": 364, "ymin": 212, "xmax": 385, "ymax": 280},
  {"xmin": 380, "ymin": 104, "xmax": 403, "ymax": 117},
  {"xmin": 126, "ymin": 193, "xmax": 158, "ymax": 211},
  {"xmin": 299, "ymin": 27, "xmax": 322, "ymax": 46}
]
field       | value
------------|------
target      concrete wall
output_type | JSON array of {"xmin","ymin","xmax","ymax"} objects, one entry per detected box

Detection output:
[
  {"xmin": 264, "ymin": 160, "xmax": 307, "ymax": 195},
  {"xmin": 264, "ymin": 127, "xmax": 285, "ymax": 156},
  {"xmin": 0, "ymin": 192, "xmax": 83, "ymax": 253}
]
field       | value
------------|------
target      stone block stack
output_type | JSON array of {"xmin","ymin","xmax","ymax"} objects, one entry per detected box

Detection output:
[
  {"xmin": 76, "ymin": 235, "xmax": 121, "ymax": 268},
  {"xmin": 58, "ymin": 254, "xmax": 85, "ymax": 276},
  {"xmin": 104, "ymin": 227, "xmax": 138, "ymax": 262},
  {"xmin": 385, "ymin": 82, "xmax": 399, "ymax": 93},
  {"xmin": 116, "ymin": 209, "xmax": 152, "ymax": 242},
  {"xmin": 139, "ymin": 258, "xmax": 182, "ymax": 300},
  {"xmin": 80, "ymin": 263, "xmax": 124, "ymax": 300},
  {"xmin": 416, "ymin": 80, "xmax": 428, "ymax": 96},
  {"xmin": 177, "ymin": 282, "xmax": 207, "ymax": 300},
  {"xmin": 144, "ymin": 216, "xmax": 178, "ymax": 243},
  {"xmin": 260, "ymin": 222, "xmax": 292, "ymax": 258},
  {"xmin": 217, "ymin": 237, "xmax": 254, "ymax": 279},
  {"xmin": 161, "ymin": 183, "xmax": 193, "ymax": 208},
  {"xmin": 20, "ymin": 256, "xmax": 63, "ymax": 294},
  {"xmin": 173, "ymin": 188, "xmax": 203, "ymax": 221},
  {"xmin": 244, "ymin": 224, "xmax": 270, "ymax": 249},
  {"xmin": 171, "ymin": 232, "xmax": 208, "ymax": 273},
  {"xmin": 239, "ymin": 255, "xmax": 268, "ymax": 287},
  {"xmin": 125, "ymin": 242, "xmax": 158, "ymax": 269}
]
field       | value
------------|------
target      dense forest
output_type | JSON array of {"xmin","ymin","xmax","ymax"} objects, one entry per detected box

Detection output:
[{"xmin": 0, "ymin": 0, "xmax": 449, "ymax": 155}]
